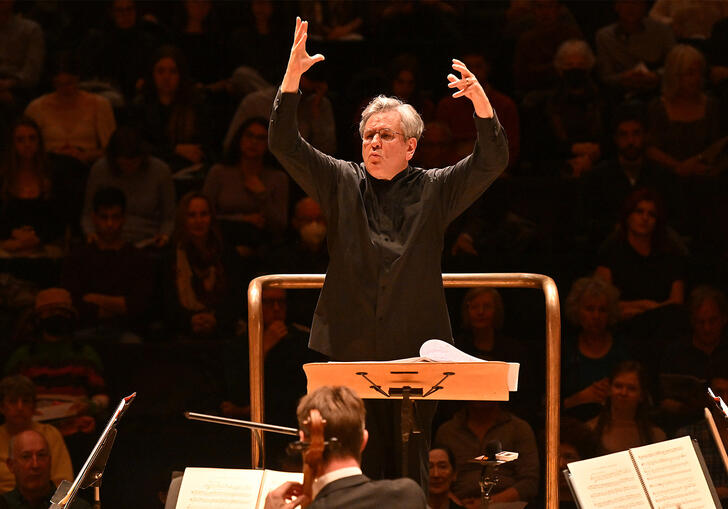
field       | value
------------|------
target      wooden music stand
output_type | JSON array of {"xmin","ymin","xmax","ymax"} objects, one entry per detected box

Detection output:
[{"xmin": 303, "ymin": 359, "xmax": 519, "ymax": 477}]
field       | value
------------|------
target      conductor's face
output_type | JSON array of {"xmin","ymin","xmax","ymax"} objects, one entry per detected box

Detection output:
[{"xmin": 362, "ymin": 110, "xmax": 417, "ymax": 179}]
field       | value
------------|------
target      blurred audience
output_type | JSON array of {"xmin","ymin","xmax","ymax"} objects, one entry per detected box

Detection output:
[
  {"xmin": 0, "ymin": 375, "xmax": 72, "ymax": 494},
  {"xmin": 522, "ymin": 39, "xmax": 604, "ymax": 178},
  {"xmin": 513, "ymin": 0, "xmax": 583, "ymax": 95},
  {"xmin": 1, "ymin": 429, "xmax": 90, "ymax": 508},
  {"xmin": 25, "ymin": 51, "xmax": 115, "ymax": 166},
  {"xmin": 583, "ymin": 103, "xmax": 680, "ymax": 247},
  {"xmin": 596, "ymin": 0, "xmax": 675, "ymax": 98},
  {"xmin": 162, "ymin": 192, "xmax": 242, "ymax": 339},
  {"xmin": 63, "ymin": 187, "xmax": 154, "ymax": 340},
  {"xmin": 81, "ymin": 125, "xmax": 175, "ymax": 247},
  {"xmin": 588, "ymin": 361, "xmax": 666, "ymax": 454},
  {"xmin": 0, "ymin": 0, "xmax": 44, "ymax": 108},
  {"xmin": 563, "ymin": 277, "xmax": 631, "ymax": 421},
  {"xmin": 204, "ymin": 117, "xmax": 288, "ymax": 259},
  {"xmin": 646, "ymin": 44, "xmax": 720, "ymax": 177},
  {"xmin": 0, "ymin": 118, "xmax": 63, "ymax": 255},
  {"xmin": 132, "ymin": 45, "xmax": 211, "ymax": 172},
  {"xmin": 434, "ymin": 401, "xmax": 539, "ymax": 505}
]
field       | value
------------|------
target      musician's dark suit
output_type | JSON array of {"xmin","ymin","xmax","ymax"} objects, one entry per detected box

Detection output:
[{"xmin": 310, "ymin": 474, "xmax": 427, "ymax": 509}]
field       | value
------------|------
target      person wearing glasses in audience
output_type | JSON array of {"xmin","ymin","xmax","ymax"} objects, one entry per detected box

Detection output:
[{"xmin": 268, "ymin": 18, "xmax": 508, "ymax": 488}]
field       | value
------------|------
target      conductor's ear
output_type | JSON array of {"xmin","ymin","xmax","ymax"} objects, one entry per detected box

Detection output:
[
  {"xmin": 360, "ymin": 429, "xmax": 369, "ymax": 453},
  {"xmin": 405, "ymin": 138, "xmax": 417, "ymax": 161}
]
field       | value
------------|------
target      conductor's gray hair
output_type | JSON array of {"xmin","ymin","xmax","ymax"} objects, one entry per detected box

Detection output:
[{"xmin": 359, "ymin": 95, "xmax": 424, "ymax": 141}]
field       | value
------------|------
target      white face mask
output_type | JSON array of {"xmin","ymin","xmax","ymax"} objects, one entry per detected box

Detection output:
[{"xmin": 299, "ymin": 221, "xmax": 327, "ymax": 246}]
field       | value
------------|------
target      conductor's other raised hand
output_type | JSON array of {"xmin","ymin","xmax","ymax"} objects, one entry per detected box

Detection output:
[
  {"xmin": 281, "ymin": 17, "xmax": 325, "ymax": 93},
  {"xmin": 447, "ymin": 58, "xmax": 493, "ymax": 119}
]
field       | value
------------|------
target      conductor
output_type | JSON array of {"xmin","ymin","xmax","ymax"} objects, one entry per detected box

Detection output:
[{"xmin": 268, "ymin": 18, "xmax": 509, "ymax": 487}]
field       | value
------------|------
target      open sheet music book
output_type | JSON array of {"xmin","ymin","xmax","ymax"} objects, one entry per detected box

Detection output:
[
  {"xmin": 175, "ymin": 467, "xmax": 302, "ymax": 509},
  {"xmin": 565, "ymin": 436, "xmax": 721, "ymax": 509}
]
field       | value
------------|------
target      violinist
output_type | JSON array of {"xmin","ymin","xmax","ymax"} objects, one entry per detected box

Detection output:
[{"xmin": 264, "ymin": 386, "xmax": 426, "ymax": 509}]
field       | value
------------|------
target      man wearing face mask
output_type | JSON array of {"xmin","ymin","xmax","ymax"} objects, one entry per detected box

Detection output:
[
  {"xmin": 4, "ymin": 288, "xmax": 109, "ymax": 469},
  {"xmin": 267, "ymin": 197, "xmax": 329, "ymax": 326}
]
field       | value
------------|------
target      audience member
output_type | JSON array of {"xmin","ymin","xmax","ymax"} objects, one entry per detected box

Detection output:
[
  {"xmin": 386, "ymin": 54, "xmax": 434, "ymax": 123},
  {"xmin": 595, "ymin": 188, "xmax": 685, "ymax": 321},
  {"xmin": 132, "ymin": 45, "xmax": 211, "ymax": 172},
  {"xmin": 562, "ymin": 277, "xmax": 630, "ymax": 421},
  {"xmin": 513, "ymin": 0, "xmax": 583, "ymax": 95},
  {"xmin": 226, "ymin": 0, "xmax": 288, "ymax": 92},
  {"xmin": 649, "ymin": 0, "xmax": 728, "ymax": 41},
  {"xmin": 434, "ymin": 401, "xmax": 539, "ymax": 505},
  {"xmin": 522, "ymin": 39, "xmax": 605, "ymax": 178},
  {"xmin": 298, "ymin": 1, "xmax": 364, "ymax": 42},
  {"xmin": 5, "ymin": 288, "xmax": 108, "ymax": 436},
  {"xmin": 595, "ymin": 0, "xmax": 675, "ymax": 97},
  {"xmin": 221, "ymin": 287, "xmax": 323, "ymax": 467},
  {"xmin": 162, "ymin": 192, "xmax": 242, "ymax": 339},
  {"xmin": 0, "ymin": 375, "xmax": 72, "ymax": 494},
  {"xmin": 646, "ymin": 44, "xmax": 720, "ymax": 177},
  {"xmin": 81, "ymin": 125, "xmax": 175, "ymax": 247},
  {"xmin": 583, "ymin": 103, "xmax": 679, "ymax": 246},
  {"xmin": 587, "ymin": 360, "xmax": 666, "ymax": 454},
  {"xmin": 0, "ymin": 0, "xmax": 44, "ymax": 106},
  {"xmin": 62, "ymin": 187, "xmax": 154, "ymax": 340},
  {"xmin": 24, "ymin": 51, "xmax": 115, "ymax": 166},
  {"xmin": 263, "ymin": 385, "xmax": 426, "ymax": 509},
  {"xmin": 265, "ymin": 196, "xmax": 328, "ymax": 326},
  {"xmin": 428, "ymin": 446, "xmax": 464, "ymax": 509},
  {"xmin": 0, "ymin": 118, "xmax": 64, "ymax": 255},
  {"xmin": 172, "ymin": 0, "xmax": 226, "ymax": 93},
  {"xmin": 204, "ymin": 117, "xmax": 288, "ymax": 258},
  {"xmin": 1, "ymin": 429, "xmax": 90, "ymax": 508},
  {"xmin": 78, "ymin": 0, "xmax": 164, "ymax": 102},
  {"xmin": 436, "ymin": 51, "xmax": 520, "ymax": 166},
  {"xmin": 659, "ymin": 286, "xmax": 728, "ymax": 429}
]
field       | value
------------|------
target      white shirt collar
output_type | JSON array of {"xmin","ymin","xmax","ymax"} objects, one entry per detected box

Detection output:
[{"xmin": 312, "ymin": 466, "xmax": 362, "ymax": 499}]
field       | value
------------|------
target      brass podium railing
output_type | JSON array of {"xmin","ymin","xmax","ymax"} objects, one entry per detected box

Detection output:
[{"xmin": 247, "ymin": 273, "xmax": 561, "ymax": 509}]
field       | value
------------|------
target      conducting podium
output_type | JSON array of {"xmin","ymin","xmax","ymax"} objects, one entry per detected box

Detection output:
[{"xmin": 303, "ymin": 339, "xmax": 520, "ymax": 477}]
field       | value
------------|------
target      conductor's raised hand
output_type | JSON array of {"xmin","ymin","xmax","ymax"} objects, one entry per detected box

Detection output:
[
  {"xmin": 281, "ymin": 17, "xmax": 325, "ymax": 93},
  {"xmin": 447, "ymin": 58, "xmax": 493, "ymax": 119}
]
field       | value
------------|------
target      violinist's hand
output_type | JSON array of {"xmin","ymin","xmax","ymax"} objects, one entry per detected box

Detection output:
[{"xmin": 264, "ymin": 481, "xmax": 308, "ymax": 509}]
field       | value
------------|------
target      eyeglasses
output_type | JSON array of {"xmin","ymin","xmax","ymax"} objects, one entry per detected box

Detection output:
[{"xmin": 362, "ymin": 128, "xmax": 403, "ymax": 144}]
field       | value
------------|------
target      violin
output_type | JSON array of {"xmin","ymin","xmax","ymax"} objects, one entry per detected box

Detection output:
[{"xmin": 301, "ymin": 409, "xmax": 325, "ymax": 508}]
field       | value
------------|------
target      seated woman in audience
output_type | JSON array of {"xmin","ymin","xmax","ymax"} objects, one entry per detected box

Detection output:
[
  {"xmin": 521, "ymin": 39, "xmax": 605, "ymax": 178},
  {"xmin": 0, "ymin": 118, "xmax": 64, "ymax": 254},
  {"xmin": 646, "ymin": 44, "xmax": 721, "ymax": 177},
  {"xmin": 133, "ymin": 45, "xmax": 211, "ymax": 172},
  {"xmin": 595, "ymin": 188, "xmax": 685, "ymax": 321},
  {"xmin": 562, "ymin": 277, "xmax": 630, "ymax": 421},
  {"xmin": 588, "ymin": 360, "xmax": 666, "ymax": 453},
  {"xmin": 455, "ymin": 288, "xmax": 536, "ymax": 417},
  {"xmin": 25, "ymin": 51, "xmax": 116, "ymax": 166},
  {"xmin": 203, "ymin": 117, "xmax": 288, "ymax": 257},
  {"xmin": 162, "ymin": 192, "xmax": 241, "ymax": 339},
  {"xmin": 81, "ymin": 125, "xmax": 175, "ymax": 247}
]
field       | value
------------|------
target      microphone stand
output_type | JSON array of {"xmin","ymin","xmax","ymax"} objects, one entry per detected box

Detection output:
[{"xmin": 49, "ymin": 393, "xmax": 136, "ymax": 509}]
